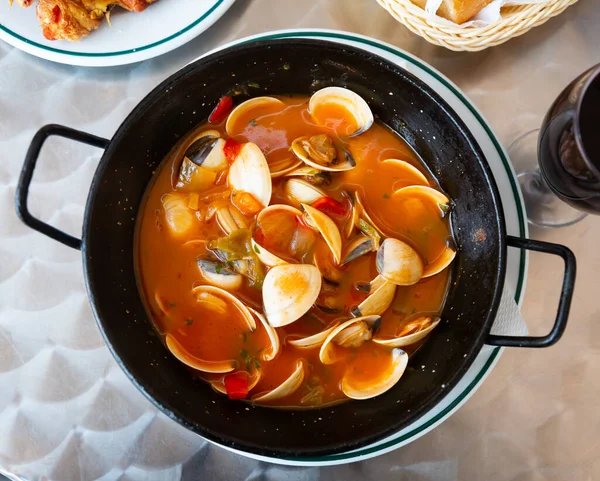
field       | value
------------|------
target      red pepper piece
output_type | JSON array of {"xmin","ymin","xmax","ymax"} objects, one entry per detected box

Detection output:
[
  {"xmin": 51, "ymin": 5, "xmax": 61, "ymax": 23},
  {"xmin": 311, "ymin": 196, "xmax": 347, "ymax": 217},
  {"xmin": 223, "ymin": 138, "xmax": 242, "ymax": 164},
  {"xmin": 208, "ymin": 96, "xmax": 233, "ymax": 124},
  {"xmin": 224, "ymin": 371, "xmax": 249, "ymax": 400}
]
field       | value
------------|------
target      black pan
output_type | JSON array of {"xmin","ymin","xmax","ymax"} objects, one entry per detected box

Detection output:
[{"xmin": 15, "ymin": 39, "xmax": 576, "ymax": 458}]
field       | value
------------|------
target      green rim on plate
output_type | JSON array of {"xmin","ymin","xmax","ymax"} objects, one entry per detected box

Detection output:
[
  {"xmin": 0, "ymin": 0, "xmax": 227, "ymax": 57},
  {"xmin": 233, "ymin": 31, "xmax": 526, "ymax": 463}
]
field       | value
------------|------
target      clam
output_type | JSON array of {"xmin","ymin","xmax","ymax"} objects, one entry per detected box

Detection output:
[
  {"xmin": 381, "ymin": 159, "xmax": 429, "ymax": 186},
  {"xmin": 247, "ymin": 307, "xmax": 281, "ymax": 361},
  {"xmin": 284, "ymin": 178, "xmax": 327, "ymax": 206},
  {"xmin": 284, "ymin": 166, "xmax": 332, "ymax": 186},
  {"xmin": 216, "ymin": 204, "xmax": 248, "ymax": 235},
  {"xmin": 252, "ymin": 204, "xmax": 304, "ymax": 267},
  {"xmin": 287, "ymin": 322, "xmax": 340, "ymax": 349},
  {"xmin": 423, "ymin": 244, "xmax": 457, "ymax": 278},
  {"xmin": 319, "ymin": 315, "xmax": 381, "ymax": 365},
  {"xmin": 351, "ymin": 279, "xmax": 396, "ymax": 317},
  {"xmin": 162, "ymin": 193, "xmax": 195, "ymax": 237},
  {"xmin": 268, "ymin": 157, "xmax": 304, "ymax": 178},
  {"xmin": 228, "ymin": 142, "xmax": 272, "ymax": 211},
  {"xmin": 373, "ymin": 316, "xmax": 440, "ymax": 348},
  {"xmin": 225, "ymin": 97, "xmax": 286, "ymax": 137},
  {"xmin": 376, "ymin": 238, "xmax": 424, "ymax": 286},
  {"xmin": 341, "ymin": 348, "xmax": 408, "ymax": 400},
  {"xmin": 291, "ymin": 134, "xmax": 356, "ymax": 172},
  {"xmin": 302, "ymin": 204, "xmax": 342, "ymax": 264},
  {"xmin": 341, "ymin": 235, "xmax": 375, "ymax": 266},
  {"xmin": 184, "ymin": 130, "xmax": 228, "ymax": 171},
  {"xmin": 308, "ymin": 86, "xmax": 374, "ymax": 137},
  {"xmin": 392, "ymin": 185, "xmax": 450, "ymax": 215},
  {"xmin": 252, "ymin": 359, "xmax": 305, "ymax": 403},
  {"xmin": 262, "ymin": 264, "xmax": 322, "ymax": 327},
  {"xmin": 210, "ymin": 370, "xmax": 262, "ymax": 395},
  {"xmin": 197, "ymin": 259, "xmax": 243, "ymax": 291},
  {"xmin": 313, "ymin": 240, "xmax": 345, "ymax": 285},
  {"xmin": 165, "ymin": 334, "xmax": 236, "ymax": 374},
  {"xmin": 191, "ymin": 285, "xmax": 256, "ymax": 331},
  {"xmin": 176, "ymin": 132, "xmax": 227, "ymax": 192}
]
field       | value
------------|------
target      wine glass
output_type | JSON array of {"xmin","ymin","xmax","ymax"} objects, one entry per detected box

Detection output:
[{"xmin": 509, "ymin": 64, "xmax": 600, "ymax": 228}]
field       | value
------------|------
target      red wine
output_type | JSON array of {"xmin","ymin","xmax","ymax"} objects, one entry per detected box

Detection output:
[{"xmin": 539, "ymin": 67, "xmax": 600, "ymax": 214}]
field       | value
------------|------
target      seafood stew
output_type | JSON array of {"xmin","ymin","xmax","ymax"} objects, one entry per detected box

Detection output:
[{"xmin": 137, "ymin": 88, "xmax": 456, "ymax": 408}]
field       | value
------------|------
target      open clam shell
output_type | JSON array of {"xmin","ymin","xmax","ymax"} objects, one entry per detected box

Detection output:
[
  {"xmin": 252, "ymin": 359, "xmax": 306, "ymax": 403},
  {"xmin": 197, "ymin": 259, "xmax": 243, "ymax": 291},
  {"xmin": 216, "ymin": 204, "xmax": 248, "ymax": 235},
  {"xmin": 313, "ymin": 240, "xmax": 345, "ymax": 285},
  {"xmin": 287, "ymin": 322, "xmax": 341, "ymax": 349},
  {"xmin": 284, "ymin": 178, "xmax": 327, "ymax": 206},
  {"xmin": 225, "ymin": 97, "xmax": 286, "ymax": 137},
  {"xmin": 291, "ymin": 134, "xmax": 356, "ymax": 172},
  {"xmin": 352, "ymin": 279, "xmax": 396, "ymax": 317},
  {"xmin": 165, "ymin": 334, "xmax": 236, "ymax": 374},
  {"xmin": 228, "ymin": 142, "xmax": 272, "ymax": 210},
  {"xmin": 302, "ymin": 203, "xmax": 342, "ymax": 265},
  {"xmin": 373, "ymin": 317, "xmax": 440, "ymax": 348},
  {"xmin": 341, "ymin": 348, "xmax": 408, "ymax": 400},
  {"xmin": 247, "ymin": 307, "xmax": 281, "ymax": 361},
  {"xmin": 252, "ymin": 204, "xmax": 304, "ymax": 267},
  {"xmin": 308, "ymin": 87, "xmax": 374, "ymax": 137},
  {"xmin": 376, "ymin": 238, "xmax": 424, "ymax": 286},
  {"xmin": 341, "ymin": 235, "xmax": 376, "ymax": 266},
  {"xmin": 319, "ymin": 315, "xmax": 381, "ymax": 365},
  {"xmin": 262, "ymin": 264, "xmax": 322, "ymax": 327},
  {"xmin": 191, "ymin": 285, "xmax": 257, "ymax": 331},
  {"xmin": 392, "ymin": 185, "xmax": 450, "ymax": 215},
  {"xmin": 423, "ymin": 244, "xmax": 457, "ymax": 278},
  {"xmin": 381, "ymin": 159, "xmax": 429, "ymax": 186},
  {"xmin": 268, "ymin": 157, "xmax": 304, "ymax": 178},
  {"xmin": 176, "ymin": 131, "xmax": 227, "ymax": 192}
]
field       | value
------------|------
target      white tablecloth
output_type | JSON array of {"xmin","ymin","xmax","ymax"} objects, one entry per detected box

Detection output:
[{"xmin": 1, "ymin": 0, "xmax": 599, "ymax": 479}]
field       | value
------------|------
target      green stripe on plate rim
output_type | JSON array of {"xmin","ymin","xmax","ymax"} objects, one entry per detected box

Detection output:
[
  {"xmin": 0, "ymin": 0, "xmax": 226, "ymax": 57},
  {"xmin": 241, "ymin": 31, "xmax": 527, "ymax": 463}
]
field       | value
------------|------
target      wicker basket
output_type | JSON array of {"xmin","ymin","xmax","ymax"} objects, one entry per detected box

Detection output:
[{"xmin": 377, "ymin": 0, "xmax": 578, "ymax": 51}]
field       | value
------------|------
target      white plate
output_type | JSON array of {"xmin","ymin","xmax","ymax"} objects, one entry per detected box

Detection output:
[
  {"xmin": 0, "ymin": 0, "xmax": 235, "ymax": 67},
  {"xmin": 194, "ymin": 29, "xmax": 529, "ymax": 466}
]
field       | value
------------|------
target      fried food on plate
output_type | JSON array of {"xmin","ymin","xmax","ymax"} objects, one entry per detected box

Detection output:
[{"xmin": 9, "ymin": 0, "xmax": 157, "ymax": 41}]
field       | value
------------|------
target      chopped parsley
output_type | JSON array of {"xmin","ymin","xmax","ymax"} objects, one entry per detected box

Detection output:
[
  {"xmin": 168, "ymin": 302, "xmax": 176, "ymax": 308},
  {"xmin": 186, "ymin": 319, "xmax": 194, "ymax": 326},
  {"xmin": 383, "ymin": 193, "xmax": 390, "ymax": 199},
  {"xmin": 248, "ymin": 118, "xmax": 257, "ymax": 127},
  {"xmin": 214, "ymin": 263, "xmax": 224, "ymax": 274},
  {"xmin": 253, "ymin": 244, "xmax": 260, "ymax": 254}
]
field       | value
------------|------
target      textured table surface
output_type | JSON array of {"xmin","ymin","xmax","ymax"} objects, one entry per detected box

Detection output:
[{"xmin": 1, "ymin": 0, "xmax": 599, "ymax": 480}]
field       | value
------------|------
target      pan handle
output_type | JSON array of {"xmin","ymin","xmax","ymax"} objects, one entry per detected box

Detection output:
[
  {"xmin": 486, "ymin": 235, "xmax": 576, "ymax": 348},
  {"xmin": 15, "ymin": 124, "xmax": 109, "ymax": 251}
]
